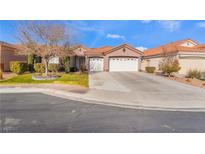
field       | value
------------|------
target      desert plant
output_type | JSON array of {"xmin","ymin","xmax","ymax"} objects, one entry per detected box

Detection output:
[
  {"xmin": 34, "ymin": 63, "xmax": 45, "ymax": 73},
  {"xmin": 145, "ymin": 67, "xmax": 156, "ymax": 73},
  {"xmin": 48, "ymin": 64, "xmax": 59, "ymax": 73},
  {"xmin": 159, "ymin": 57, "xmax": 181, "ymax": 77},
  {"xmin": 187, "ymin": 69, "xmax": 202, "ymax": 79},
  {"xmin": 10, "ymin": 61, "xmax": 27, "ymax": 74}
]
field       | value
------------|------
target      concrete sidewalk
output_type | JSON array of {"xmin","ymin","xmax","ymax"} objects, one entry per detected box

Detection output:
[{"xmin": 1, "ymin": 83, "xmax": 205, "ymax": 112}]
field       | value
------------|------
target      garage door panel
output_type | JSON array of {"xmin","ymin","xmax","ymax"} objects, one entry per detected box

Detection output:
[
  {"xmin": 89, "ymin": 58, "xmax": 104, "ymax": 72},
  {"xmin": 109, "ymin": 57, "xmax": 138, "ymax": 72}
]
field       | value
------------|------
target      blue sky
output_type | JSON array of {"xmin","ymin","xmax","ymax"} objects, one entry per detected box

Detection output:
[{"xmin": 0, "ymin": 20, "xmax": 205, "ymax": 50}]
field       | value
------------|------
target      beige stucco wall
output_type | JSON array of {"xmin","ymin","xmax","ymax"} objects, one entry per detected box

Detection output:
[
  {"xmin": 142, "ymin": 53, "xmax": 205, "ymax": 75},
  {"xmin": 141, "ymin": 57, "xmax": 165, "ymax": 71},
  {"xmin": 103, "ymin": 47, "xmax": 141, "ymax": 71},
  {"xmin": 179, "ymin": 58, "xmax": 205, "ymax": 75},
  {"xmin": 0, "ymin": 45, "xmax": 27, "ymax": 71}
]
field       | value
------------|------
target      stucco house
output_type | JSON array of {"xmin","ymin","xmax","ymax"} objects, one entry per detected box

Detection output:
[
  {"xmin": 63, "ymin": 44, "xmax": 143, "ymax": 72},
  {"xmin": 0, "ymin": 41, "xmax": 27, "ymax": 71},
  {"xmin": 141, "ymin": 39, "xmax": 205, "ymax": 75}
]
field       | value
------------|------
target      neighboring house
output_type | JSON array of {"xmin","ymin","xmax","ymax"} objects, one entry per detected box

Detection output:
[
  {"xmin": 0, "ymin": 41, "xmax": 27, "ymax": 71},
  {"xmin": 141, "ymin": 39, "xmax": 205, "ymax": 75}
]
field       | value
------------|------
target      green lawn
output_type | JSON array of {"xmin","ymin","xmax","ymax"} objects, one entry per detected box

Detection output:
[{"xmin": 0, "ymin": 73, "xmax": 88, "ymax": 87}]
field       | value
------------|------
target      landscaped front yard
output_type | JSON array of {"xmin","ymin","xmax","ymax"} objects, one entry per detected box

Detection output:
[{"xmin": 0, "ymin": 73, "xmax": 88, "ymax": 87}]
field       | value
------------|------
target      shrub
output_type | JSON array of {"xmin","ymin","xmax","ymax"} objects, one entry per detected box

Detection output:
[
  {"xmin": 187, "ymin": 69, "xmax": 201, "ymax": 79},
  {"xmin": 70, "ymin": 67, "xmax": 78, "ymax": 72},
  {"xmin": 58, "ymin": 66, "xmax": 65, "ymax": 72},
  {"xmin": 64, "ymin": 57, "xmax": 70, "ymax": 73},
  {"xmin": 10, "ymin": 61, "xmax": 27, "ymax": 74},
  {"xmin": 48, "ymin": 64, "xmax": 59, "ymax": 73},
  {"xmin": 0, "ymin": 70, "xmax": 3, "ymax": 80},
  {"xmin": 145, "ymin": 67, "xmax": 156, "ymax": 73},
  {"xmin": 159, "ymin": 57, "xmax": 181, "ymax": 77},
  {"xmin": 80, "ymin": 64, "xmax": 86, "ymax": 73},
  {"xmin": 27, "ymin": 54, "xmax": 34, "ymax": 72},
  {"xmin": 34, "ymin": 63, "xmax": 45, "ymax": 73}
]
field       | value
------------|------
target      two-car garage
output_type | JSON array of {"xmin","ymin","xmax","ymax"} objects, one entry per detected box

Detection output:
[
  {"xmin": 109, "ymin": 57, "xmax": 139, "ymax": 72},
  {"xmin": 88, "ymin": 44, "xmax": 142, "ymax": 72},
  {"xmin": 89, "ymin": 57, "xmax": 139, "ymax": 72}
]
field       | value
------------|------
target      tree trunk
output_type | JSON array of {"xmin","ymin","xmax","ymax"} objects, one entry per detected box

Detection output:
[{"xmin": 44, "ymin": 58, "xmax": 49, "ymax": 77}]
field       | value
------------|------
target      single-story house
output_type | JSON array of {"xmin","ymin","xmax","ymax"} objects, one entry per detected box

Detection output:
[
  {"xmin": 66, "ymin": 44, "xmax": 143, "ymax": 72},
  {"xmin": 141, "ymin": 39, "xmax": 205, "ymax": 75},
  {"xmin": 0, "ymin": 41, "xmax": 27, "ymax": 71},
  {"xmin": 2, "ymin": 38, "xmax": 204, "ymax": 74}
]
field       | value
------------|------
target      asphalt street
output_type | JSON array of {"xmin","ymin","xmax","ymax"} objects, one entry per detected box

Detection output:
[{"xmin": 1, "ymin": 93, "xmax": 205, "ymax": 133}]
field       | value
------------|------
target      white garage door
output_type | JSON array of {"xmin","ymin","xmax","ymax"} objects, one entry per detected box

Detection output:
[
  {"xmin": 109, "ymin": 57, "xmax": 139, "ymax": 72},
  {"xmin": 89, "ymin": 58, "xmax": 104, "ymax": 72}
]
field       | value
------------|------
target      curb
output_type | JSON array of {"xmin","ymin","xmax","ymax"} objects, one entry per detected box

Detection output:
[{"xmin": 1, "ymin": 86, "xmax": 205, "ymax": 112}]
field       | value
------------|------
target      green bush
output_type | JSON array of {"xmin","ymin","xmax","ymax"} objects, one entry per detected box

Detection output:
[
  {"xmin": 10, "ymin": 61, "xmax": 27, "ymax": 74},
  {"xmin": 34, "ymin": 63, "xmax": 45, "ymax": 73},
  {"xmin": 48, "ymin": 64, "xmax": 59, "ymax": 73},
  {"xmin": 159, "ymin": 57, "xmax": 181, "ymax": 77},
  {"xmin": 58, "ymin": 66, "xmax": 65, "ymax": 72},
  {"xmin": 27, "ymin": 54, "xmax": 34, "ymax": 72},
  {"xmin": 64, "ymin": 57, "xmax": 70, "ymax": 73},
  {"xmin": 187, "ymin": 69, "xmax": 202, "ymax": 79},
  {"xmin": 145, "ymin": 67, "xmax": 156, "ymax": 73}
]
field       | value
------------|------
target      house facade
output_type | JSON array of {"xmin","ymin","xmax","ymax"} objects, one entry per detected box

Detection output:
[
  {"xmin": 0, "ymin": 41, "xmax": 27, "ymax": 71},
  {"xmin": 141, "ymin": 39, "xmax": 205, "ymax": 75},
  {"xmin": 66, "ymin": 44, "xmax": 143, "ymax": 72},
  {"xmin": 1, "ymin": 39, "xmax": 205, "ymax": 74}
]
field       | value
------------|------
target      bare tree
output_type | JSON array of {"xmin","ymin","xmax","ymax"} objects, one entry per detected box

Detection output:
[{"xmin": 16, "ymin": 21, "xmax": 72, "ymax": 76}]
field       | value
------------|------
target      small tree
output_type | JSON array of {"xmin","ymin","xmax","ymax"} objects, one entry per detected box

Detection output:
[
  {"xmin": 16, "ymin": 21, "xmax": 72, "ymax": 76},
  {"xmin": 159, "ymin": 56, "xmax": 181, "ymax": 77}
]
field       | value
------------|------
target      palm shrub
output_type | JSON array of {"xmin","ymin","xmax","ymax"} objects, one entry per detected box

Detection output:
[
  {"xmin": 159, "ymin": 57, "xmax": 181, "ymax": 77},
  {"xmin": 145, "ymin": 67, "xmax": 156, "ymax": 73},
  {"xmin": 10, "ymin": 61, "xmax": 27, "ymax": 74},
  {"xmin": 34, "ymin": 63, "xmax": 45, "ymax": 74},
  {"xmin": 187, "ymin": 69, "xmax": 201, "ymax": 79}
]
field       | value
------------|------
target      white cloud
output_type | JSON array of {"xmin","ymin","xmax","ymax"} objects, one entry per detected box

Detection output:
[
  {"xmin": 158, "ymin": 20, "xmax": 181, "ymax": 31},
  {"xmin": 136, "ymin": 46, "xmax": 147, "ymax": 51},
  {"xmin": 141, "ymin": 20, "xmax": 152, "ymax": 24},
  {"xmin": 106, "ymin": 33, "xmax": 125, "ymax": 40},
  {"xmin": 196, "ymin": 22, "xmax": 205, "ymax": 28}
]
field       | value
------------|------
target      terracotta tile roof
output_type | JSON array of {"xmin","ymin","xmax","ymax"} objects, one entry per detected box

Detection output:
[
  {"xmin": 143, "ymin": 39, "xmax": 205, "ymax": 57},
  {"xmin": 85, "ymin": 46, "xmax": 113, "ymax": 55},
  {"xmin": 104, "ymin": 44, "xmax": 142, "ymax": 55},
  {"xmin": 0, "ymin": 41, "xmax": 16, "ymax": 49}
]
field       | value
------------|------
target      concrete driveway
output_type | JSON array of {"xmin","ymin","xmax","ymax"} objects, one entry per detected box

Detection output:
[{"xmin": 89, "ymin": 72, "xmax": 205, "ymax": 109}]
